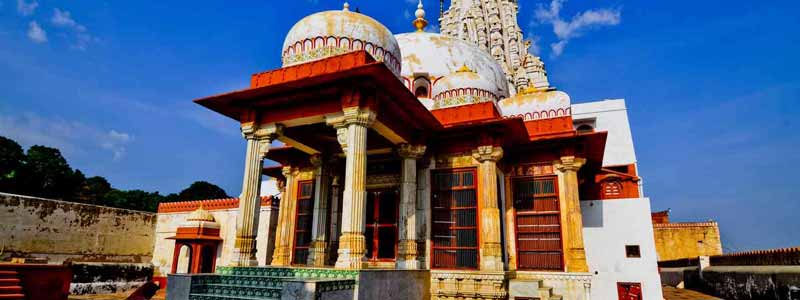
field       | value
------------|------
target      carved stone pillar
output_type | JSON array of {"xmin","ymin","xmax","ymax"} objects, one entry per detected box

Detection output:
[
  {"xmin": 271, "ymin": 166, "xmax": 295, "ymax": 266},
  {"xmin": 416, "ymin": 158, "xmax": 433, "ymax": 269},
  {"xmin": 327, "ymin": 107, "xmax": 375, "ymax": 269},
  {"xmin": 327, "ymin": 174, "xmax": 341, "ymax": 265},
  {"xmin": 231, "ymin": 123, "xmax": 281, "ymax": 267},
  {"xmin": 307, "ymin": 155, "xmax": 330, "ymax": 266},
  {"xmin": 554, "ymin": 156, "xmax": 588, "ymax": 272},
  {"xmin": 472, "ymin": 145, "xmax": 504, "ymax": 271},
  {"xmin": 396, "ymin": 144, "xmax": 426, "ymax": 269}
]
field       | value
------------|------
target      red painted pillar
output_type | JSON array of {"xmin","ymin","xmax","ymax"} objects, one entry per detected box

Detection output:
[
  {"xmin": 171, "ymin": 243, "xmax": 181, "ymax": 274},
  {"xmin": 190, "ymin": 244, "xmax": 202, "ymax": 274}
]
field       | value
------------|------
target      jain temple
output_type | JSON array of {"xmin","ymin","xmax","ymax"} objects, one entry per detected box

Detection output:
[{"xmin": 156, "ymin": 1, "xmax": 663, "ymax": 299}]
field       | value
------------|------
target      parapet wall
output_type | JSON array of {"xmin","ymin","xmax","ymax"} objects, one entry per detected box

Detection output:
[
  {"xmin": 0, "ymin": 192, "xmax": 156, "ymax": 264},
  {"xmin": 653, "ymin": 221, "xmax": 723, "ymax": 261}
]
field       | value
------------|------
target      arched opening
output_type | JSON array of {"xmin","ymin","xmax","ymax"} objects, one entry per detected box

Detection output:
[
  {"xmin": 415, "ymin": 86, "xmax": 429, "ymax": 98},
  {"xmin": 576, "ymin": 124, "xmax": 594, "ymax": 133},
  {"xmin": 413, "ymin": 76, "xmax": 431, "ymax": 98},
  {"xmin": 200, "ymin": 245, "xmax": 216, "ymax": 273},
  {"xmin": 176, "ymin": 244, "xmax": 192, "ymax": 274}
]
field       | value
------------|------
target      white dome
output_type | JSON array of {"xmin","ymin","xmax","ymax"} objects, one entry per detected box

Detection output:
[
  {"xmin": 498, "ymin": 88, "xmax": 572, "ymax": 121},
  {"xmin": 431, "ymin": 65, "xmax": 500, "ymax": 109},
  {"xmin": 395, "ymin": 32, "xmax": 510, "ymax": 99},
  {"xmin": 282, "ymin": 9, "xmax": 401, "ymax": 76}
]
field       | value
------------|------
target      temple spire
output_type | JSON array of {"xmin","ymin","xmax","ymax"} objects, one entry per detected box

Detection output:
[
  {"xmin": 413, "ymin": 0, "xmax": 428, "ymax": 32},
  {"xmin": 343, "ymin": 1, "xmax": 350, "ymax": 11}
]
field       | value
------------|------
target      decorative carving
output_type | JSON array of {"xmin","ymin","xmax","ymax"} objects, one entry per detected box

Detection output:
[
  {"xmin": 554, "ymin": 156, "xmax": 586, "ymax": 173},
  {"xmin": 342, "ymin": 107, "xmax": 376, "ymax": 127},
  {"xmin": 430, "ymin": 270, "xmax": 508, "ymax": 300},
  {"xmin": 397, "ymin": 144, "xmax": 426, "ymax": 159},
  {"xmin": 440, "ymin": 0, "xmax": 550, "ymax": 94},
  {"xmin": 509, "ymin": 162, "xmax": 554, "ymax": 177},
  {"xmin": 472, "ymin": 145, "xmax": 504, "ymax": 162}
]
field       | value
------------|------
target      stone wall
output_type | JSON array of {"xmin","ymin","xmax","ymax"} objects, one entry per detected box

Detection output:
[
  {"xmin": 653, "ymin": 221, "xmax": 723, "ymax": 261},
  {"xmin": 0, "ymin": 192, "xmax": 156, "ymax": 264},
  {"xmin": 70, "ymin": 262, "xmax": 153, "ymax": 295},
  {"xmin": 660, "ymin": 248, "xmax": 800, "ymax": 300}
]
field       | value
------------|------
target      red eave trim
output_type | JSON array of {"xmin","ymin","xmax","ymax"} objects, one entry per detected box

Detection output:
[
  {"xmin": 157, "ymin": 196, "xmax": 277, "ymax": 213},
  {"xmin": 192, "ymin": 51, "xmax": 441, "ymax": 132}
]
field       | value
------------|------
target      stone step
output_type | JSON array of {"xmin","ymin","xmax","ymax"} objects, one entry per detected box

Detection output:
[
  {"xmin": 0, "ymin": 279, "xmax": 20, "ymax": 287},
  {"xmin": 0, "ymin": 272, "xmax": 18, "ymax": 278},
  {"xmin": 189, "ymin": 293, "xmax": 278, "ymax": 300},
  {"xmin": 0, "ymin": 286, "xmax": 22, "ymax": 294},
  {"xmin": 0, "ymin": 294, "xmax": 24, "ymax": 300},
  {"xmin": 193, "ymin": 276, "xmax": 290, "ymax": 288},
  {"xmin": 191, "ymin": 284, "xmax": 281, "ymax": 299}
]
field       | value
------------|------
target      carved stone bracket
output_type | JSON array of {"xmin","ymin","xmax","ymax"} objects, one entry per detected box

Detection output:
[
  {"xmin": 242, "ymin": 123, "xmax": 284, "ymax": 159},
  {"xmin": 472, "ymin": 145, "xmax": 504, "ymax": 163},
  {"xmin": 554, "ymin": 156, "xmax": 586, "ymax": 173},
  {"xmin": 397, "ymin": 144, "xmax": 426, "ymax": 159}
]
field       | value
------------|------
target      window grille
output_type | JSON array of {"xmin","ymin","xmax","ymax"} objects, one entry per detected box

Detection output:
[
  {"xmin": 431, "ymin": 169, "xmax": 478, "ymax": 269},
  {"xmin": 514, "ymin": 176, "xmax": 563, "ymax": 270},
  {"xmin": 604, "ymin": 180, "xmax": 622, "ymax": 198},
  {"xmin": 292, "ymin": 180, "xmax": 314, "ymax": 264}
]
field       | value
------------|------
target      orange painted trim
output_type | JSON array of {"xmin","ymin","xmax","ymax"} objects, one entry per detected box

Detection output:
[
  {"xmin": 523, "ymin": 116, "xmax": 575, "ymax": 138},
  {"xmin": 430, "ymin": 102, "xmax": 501, "ymax": 127},
  {"xmin": 157, "ymin": 196, "xmax": 277, "ymax": 213},
  {"xmin": 250, "ymin": 51, "xmax": 376, "ymax": 89}
]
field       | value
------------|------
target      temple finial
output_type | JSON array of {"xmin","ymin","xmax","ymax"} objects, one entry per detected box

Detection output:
[
  {"xmin": 413, "ymin": 0, "xmax": 428, "ymax": 32},
  {"xmin": 343, "ymin": 1, "xmax": 350, "ymax": 11}
]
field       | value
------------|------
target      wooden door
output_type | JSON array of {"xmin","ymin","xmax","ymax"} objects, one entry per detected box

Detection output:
[
  {"xmin": 513, "ymin": 176, "xmax": 564, "ymax": 270},
  {"xmin": 364, "ymin": 189, "xmax": 399, "ymax": 261}
]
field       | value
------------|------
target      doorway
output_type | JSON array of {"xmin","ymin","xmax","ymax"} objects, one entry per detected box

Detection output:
[{"xmin": 364, "ymin": 189, "xmax": 399, "ymax": 261}]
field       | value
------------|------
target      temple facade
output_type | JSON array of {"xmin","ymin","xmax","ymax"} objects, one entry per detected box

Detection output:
[{"xmin": 157, "ymin": 2, "xmax": 663, "ymax": 299}]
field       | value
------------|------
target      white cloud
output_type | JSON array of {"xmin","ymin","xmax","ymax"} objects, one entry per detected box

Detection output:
[
  {"xmin": 16, "ymin": 0, "xmax": 37, "ymax": 16},
  {"xmin": 534, "ymin": 0, "xmax": 621, "ymax": 57},
  {"xmin": 50, "ymin": 8, "xmax": 97, "ymax": 50},
  {"xmin": 51, "ymin": 8, "xmax": 86, "ymax": 32},
  {"xmin": 26, "ymin": 21, "xmax": 46, "ymax": 43},
  {"xmin": 0, "ymin": 113, "xmax": 134, "ymax": 161}
]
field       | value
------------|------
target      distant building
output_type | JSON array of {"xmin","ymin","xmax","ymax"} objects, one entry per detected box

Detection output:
[{"xmin": 651, "ymin": 210, "xmax": 723, "ymax": 261}]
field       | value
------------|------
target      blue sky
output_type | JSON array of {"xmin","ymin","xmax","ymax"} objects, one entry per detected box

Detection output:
[{"xmin": 0, "ymin": 0, "xmax": 797, "ymax": 251}]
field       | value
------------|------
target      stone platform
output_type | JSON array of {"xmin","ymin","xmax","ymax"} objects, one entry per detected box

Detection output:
[{"xmin": 167, "ymin": 267, "xmax": 430, "ymax": 300}]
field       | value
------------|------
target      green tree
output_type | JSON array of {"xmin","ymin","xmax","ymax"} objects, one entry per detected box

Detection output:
[
  {"xmin": 0, "ymin": 136, "xmax": 25, "ymax": 193},
  {"xmin": 178, "ymin": 181, "xmax": 229, "ymax": 201},
  {"xmin": 76, "ymin": 176, "xmax": 112, "ymax": 205},
  {"xmin": 20, "ymin": 145, "xmax": 76, "ymax": 199},
  {"xmin": 102, "ymin": 189, "xmax": 164, "ymax": 212}
]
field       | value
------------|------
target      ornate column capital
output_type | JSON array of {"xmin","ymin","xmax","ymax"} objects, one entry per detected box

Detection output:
[
  {"xmin": 472, "ymin": 145, "xmax": 504, "ymax": 163},
  {"xmin": 276, "ymin": 178, "xmax": 286, "ymax": 192},
  {"xmin": 397, "ymin": 144, "xmax": 426, "ymax": 160},
  {"xmin": 310, "ymin": 154, "xmax": 324, "ymax": 169},
  {"xmin": 242, "ymin": 123, "xmax": 284, "ymax": 159},
  {"xmin": 326, "ymin": 107, "xmax": 376, "ymax": 128},
  {"xmin": 281, "ymin": 166, "xmax": 295, "ymax": 177},
  {"xmin": 326, "ymin": 108, "xmax": 375, "ymax": 153},
  {"xmin": 554, "ymin": 156, "xmax": 586, "ymax": 172},
  {"xmin": 342, "ymin": 107, "xmax": 376, "ymax": 127},
  {"xmin": 241, "ymin": 123, "xmax": 284, "ymax": 140}
]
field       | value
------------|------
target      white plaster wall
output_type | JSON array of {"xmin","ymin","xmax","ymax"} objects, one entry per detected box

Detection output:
[
  {"xmin": 260, "ymin": 179, "xmax": 280, "ymax": 198},
  {"xmin": 151, "ymin": 207, "xmax": 277, "ymax": 276},
  {"xmin": 572, "ymin": 99, "xmax": 637, "ymax": 167},
  {"xmin": 581, "ymin": 198, "xmax": 663, "ymax": 300}
]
